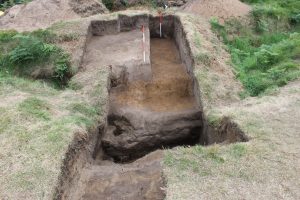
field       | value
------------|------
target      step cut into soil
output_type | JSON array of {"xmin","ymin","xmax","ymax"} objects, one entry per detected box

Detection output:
[{"xmin": 55, "ymin": 14, "xmax": 249, "ymax": 200}]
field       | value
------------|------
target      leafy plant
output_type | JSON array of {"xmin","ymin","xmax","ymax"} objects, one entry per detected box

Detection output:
[
  {"xmin": 18, "ymin": 97, "xmax": 51, "ymax": 120},
  {"xmin": 210, "ymin": 3, "xmax": 300, "ymax": 97},
  {"xmin": 102, "ymin": 0, "xmax": 114, "ymax": 10},
  {"xmin": 0, "ymin": 0, "xmax": 30, "ymax": 11},
  {"xmin": 0, "ymin": 31, "xmax": 72, "ymax": 87}
]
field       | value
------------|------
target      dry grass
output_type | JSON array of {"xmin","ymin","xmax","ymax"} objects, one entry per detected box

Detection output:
[
  {"xmin": 0, "ymin": 16, "xmax": 109, "ymax": 199},
  {"xmin": 164, "ymin": 80, "xmax": 300, "ymax": 199},
  {"xmin": 0, "ymin": 75, "xmax": 107, "ymax": 199},
  {"xmin": 176, "ymin": 13, "xmax": 242, "ymax": 111},
  {"xmin": 163, "ymin": 13, "xmax": 300, "ymax": 200},
  {"xmin": 0, "ymin": 10, "xmax": 299, "ymax": 200}
]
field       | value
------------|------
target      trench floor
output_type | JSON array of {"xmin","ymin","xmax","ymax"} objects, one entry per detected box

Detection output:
[
  {"xmin": 71, "ymin": 33, "xmax": 199, "ymax": 200},
  {"xmin": 112, "ymin": 38, "xmax": 197, "ymax": 112}
]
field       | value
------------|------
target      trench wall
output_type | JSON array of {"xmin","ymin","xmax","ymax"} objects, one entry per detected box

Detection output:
[{"xmin": 55, "ymin": 13, "xmax": 248, "ymax": 199}]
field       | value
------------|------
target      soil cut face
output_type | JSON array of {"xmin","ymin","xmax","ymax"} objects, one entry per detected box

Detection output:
[
  {"xmin": 61, "ymin": 14, "xmax": 248, "ymax": 200},
  {"xmin": 113, "ymin": 38, "xmax": 197, "ymax": 112},
  {"xmin": 64, "ymin": 14, "xmax": 203, "ymax": 200},
  {"xmin": 104, "ymin": 37, "xmax": 202, "ymax": 162}
]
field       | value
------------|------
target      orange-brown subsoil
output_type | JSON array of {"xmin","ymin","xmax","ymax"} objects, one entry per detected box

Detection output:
[{"xmin": 113, "ymin": 38, "xmax": 197, "ymax": 112}]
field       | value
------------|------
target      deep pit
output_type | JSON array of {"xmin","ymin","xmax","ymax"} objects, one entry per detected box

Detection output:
[{"xmin": 55, "ymin": 14, "xmax": 249, "ymax": 200}]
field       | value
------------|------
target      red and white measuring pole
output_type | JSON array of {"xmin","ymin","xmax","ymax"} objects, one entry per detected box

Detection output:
[
  {"xmin": 159, "ymin": 13, "xmax": 163, "ymax": 38},
  {"xmin": 141, "ymin": 25, "xmax": 146, "ymax": 63}
]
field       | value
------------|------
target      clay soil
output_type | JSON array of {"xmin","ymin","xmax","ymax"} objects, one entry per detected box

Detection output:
[{"xmin": 113, "ymin": 38, "xmax": 197, "ymax": 112}]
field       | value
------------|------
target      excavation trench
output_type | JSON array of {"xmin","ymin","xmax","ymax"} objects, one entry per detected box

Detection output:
[{"xmin": 57, "ymin": 14, "xmax": 249, "ymax": 200}]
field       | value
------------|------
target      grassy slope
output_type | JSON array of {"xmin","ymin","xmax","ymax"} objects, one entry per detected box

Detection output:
[
  {"xmin": 0, "ymin": 0, "xmax": 31, "ymax": 11},
  {"xmin": 211, "ymin": 0, "xmax": 300, "ymax": 97},
  {"xmin": 164, "ymin": 3, "xmax": 300, "ymax": 199},
  {"xmin": 165, "ymin": 82, "xmax": 300, "ymax": 199},
  {"xmin": 0, "ymin": 19, "xmax": 109, "ymax": 199}
]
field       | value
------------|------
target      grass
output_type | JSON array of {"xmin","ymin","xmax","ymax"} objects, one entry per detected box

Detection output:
[
  {"xmin": 0, "ymin": 19, "xmax": 107, "ymax": 199},
  {"xmin": 0, "ymin": 66, "xmax": 107, "ymax": 198},
  {"xmin": 164, "ymin": 143, "xmax": 249, "ymax": 178},
  {"xmin": 0, "ymin": 0, "xmax": 31, "ymax": 11},
  {"xmin": 164, "ymin": 90, "xmax": 300, "ymax": 199},
  {"xmin": 0, "ymin": 29, "xmax": 73, "ymax": 87},
  {"xmin": 18, "ymin": 97, "xmax": 51, "ymax": 120},
  {"xmin": 210, "ymin": 0, "xmax": 300, "ymax": 97}
]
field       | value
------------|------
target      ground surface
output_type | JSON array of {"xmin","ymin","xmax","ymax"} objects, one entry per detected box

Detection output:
[
  {"xmin": 0, "ymin": 3, "xmax": 299, "ymax": 200},
  {"xmin": 164, "ymin": 80, "xmax": 300, "ymax": 199},
  {"xmin": 0, "ymin": 0, "xmax": 107, "ymax": 31},
  {"xmin": 183, "ymin": 0, "xmax": 250, "ymax": 22},
  {"xmin": 0, "ymin": 16, "xmax": 108, "ymax": 199}
]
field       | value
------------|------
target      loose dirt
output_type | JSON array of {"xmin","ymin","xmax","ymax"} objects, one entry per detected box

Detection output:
[
  {"xmin": 0, "ymin": 0, "xmax": 107, "ymax": 31},
  {"xmin": 182, "ymin": 0, "xmax": 251, "ymax": 22}
]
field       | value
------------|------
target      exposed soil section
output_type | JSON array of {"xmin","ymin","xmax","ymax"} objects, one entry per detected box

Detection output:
[
  {"xmin": 112, "ymin": 38, "xmax": 196, "ymax": 112},
  {"xmin": 70, "ymin": 151, "xmax": 165, "ymax": 200},
  {"xmin": 104, "ymin": 36, "xmax": 202, "ymax": 162},
  {"xmin": 59, "ymin": 14, "xmax": 248, "ymax": 200}
]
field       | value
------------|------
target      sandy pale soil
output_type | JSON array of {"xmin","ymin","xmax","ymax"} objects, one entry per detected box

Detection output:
[
  {"xmin": 0, "ymin": 0, "xmax": 107, "ymax": 31},
  {"xmin": 183, "ymin": 0, "xmax": 251, "ymax": 21}
]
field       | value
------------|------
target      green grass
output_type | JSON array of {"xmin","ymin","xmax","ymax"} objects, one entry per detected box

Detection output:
[
  {"xmin": 0, "ymin": 29, "xmax": 72, "ymax": 87},
  {"xmin": 210, "ymin": 0, "xmax": 300, "ymax": 96},
  {"xmin": 164, "ymin": 143, "xmax": 249, "ymax": 179},
  {"xmin": 0, "ymin": 68, "xmax": 106, "ymax": 198},
  {"xmin": 18, "ymin": 97, "xmax": 51, "ymax": 120},
  {"xmin": 0, "ymin": 0, "xmax": 31, "ymax": 11}
]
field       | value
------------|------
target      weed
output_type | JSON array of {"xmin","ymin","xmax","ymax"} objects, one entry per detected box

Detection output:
[
  {"xmin": 68, "ymin": 80, "xmax": 83, "ymax": 90},
  {"xmin": 102, "ymin": 0, "xmax": 114, "ymax": 10},
  {"xmin": 0, "ymin": 30, "xmax": 72, "ymax": 87},
  {"xmin": 68, "ymin": 102, "xmax": 98, "ymax": 118},
  {"xmin": 210, "ymin": 4, "xmax": 300, "ymax": 97},
  {"xmin": 0, "ymin": 107, "xmax": 11, "ymax": 133},
  {"xmin": 207, "ymin": 113, "xmax": 221, "ymax": 127},
  {"xmin": 164, "ymin": 151, "xmax": 176, "ymax": 166},
  {"xmin": 205, "ymin": 146, "xmax": 225, "ymax": 164},
  {"xmin": 0, "ymin": 0, "xmax": 31, "ymax": 11},
  {"xmin": 195, "ymin": 52, "xmax": 211, "ymax": 66},
  {"xmin": 230, "ymin": 143, "xmax": 247, "ymax": 158},
  {"xmin": 193, "ymin": 31, "xmax": 201, "ymax": 48},
  {"xmin": 18, "ymin": 97, "xmax": 50, "ymax": 120}
]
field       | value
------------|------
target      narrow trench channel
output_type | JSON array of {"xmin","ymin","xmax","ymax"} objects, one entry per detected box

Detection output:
[{"xmin": 59, "ymin": 14, "xmax": 249, "ymax": 200}]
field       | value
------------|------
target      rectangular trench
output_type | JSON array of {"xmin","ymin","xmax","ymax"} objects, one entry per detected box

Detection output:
[{"xmin": 57, "ymin": 14, "xmax": 249, "ymax": 200}]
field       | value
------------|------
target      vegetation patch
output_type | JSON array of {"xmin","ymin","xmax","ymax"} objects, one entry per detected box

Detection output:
[
  {"xmin": 18, "ymin": 97, "xmax": 51, "ymax": 120},
  {"xmin": 0, "ymin": 29, "xmax": 73, "ymax": 87},
  {"xmin": 0, "ymin": 0, "xmax": 31, "ymax": 11},
  {"xmin": 210, "ymin": 0, "xmax": 300, "ymax": 96}
]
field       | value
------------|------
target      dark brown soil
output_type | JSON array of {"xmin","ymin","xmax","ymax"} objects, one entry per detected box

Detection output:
[
  {"xmin": 58, "ymin": 14, "xmax": 248, "ymax": 200},
  {"xmin": 104, "ymin": 37, "xmax": 202, "ymax": 161},
  {"xmin": 79, "ymin": 151, "xmax": 165, "ymax": 200}
]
